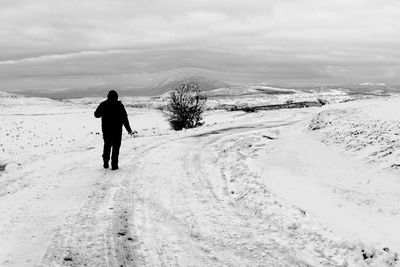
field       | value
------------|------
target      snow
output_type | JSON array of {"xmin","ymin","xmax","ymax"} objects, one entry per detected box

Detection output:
[
  {"xmin": 0, "ymin": 92, "xmax": 399, "ymax": 266},
  {"xmin": 309, "ymin": 96, "xmax": 400, "ymax": 168},
  {"xmin": 64, "ymin": 86, "xmax": 353, "ymax": 112}
]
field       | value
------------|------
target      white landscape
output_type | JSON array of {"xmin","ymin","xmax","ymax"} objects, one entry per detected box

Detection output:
[
  {"xmin": 0, "ymin": 89, "xmax": 399, "ymax": 266},
  {"xmin": 2, "ymin": 0, "xmax": 400, "ymax": 266}
]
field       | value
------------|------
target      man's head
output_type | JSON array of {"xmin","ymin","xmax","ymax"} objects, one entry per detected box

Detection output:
[{"xmin": 107, "ymin": 90, "xmax": 118, "ymax": 101}]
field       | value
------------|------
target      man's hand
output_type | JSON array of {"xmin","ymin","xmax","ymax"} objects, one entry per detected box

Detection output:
[{"xmin": 129, "ymin": 130, "xmax": 138, "ymax": 136}]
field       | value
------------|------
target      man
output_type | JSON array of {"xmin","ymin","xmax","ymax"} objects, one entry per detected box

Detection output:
[{"xmin": 94, "ymin": 90, "xmax": 135, "ymax": 170}]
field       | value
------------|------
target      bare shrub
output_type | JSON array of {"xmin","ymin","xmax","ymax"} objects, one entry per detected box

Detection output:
[{"xmin": 166, "ymin": 82, "xmax": 207, "ymax": 130}]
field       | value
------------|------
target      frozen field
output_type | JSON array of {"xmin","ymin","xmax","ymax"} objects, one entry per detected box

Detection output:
[{"xmin": 0, "ymin": 93, "xmax": 399, "ymax": 266}]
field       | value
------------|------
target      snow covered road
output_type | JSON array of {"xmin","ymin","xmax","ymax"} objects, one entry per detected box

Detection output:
[{"xmin": 1, "ymin": 99, "xmax": 399, "ymax": 266}]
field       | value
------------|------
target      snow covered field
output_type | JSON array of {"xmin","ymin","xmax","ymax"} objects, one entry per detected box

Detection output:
[{"xmin": 0, "ymin": 92, "xmax": 399, "ymax": 266}]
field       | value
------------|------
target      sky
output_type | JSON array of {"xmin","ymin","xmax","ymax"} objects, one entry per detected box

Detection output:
[{"xmin": 1, "ymin": 0, "xmax": 400, "ymax": 91}]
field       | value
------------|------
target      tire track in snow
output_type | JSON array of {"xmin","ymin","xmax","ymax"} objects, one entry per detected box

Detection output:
[
  {"xmin": 125, "ymin": 117, "xmax": 317, "ymax": 266},
  {"xmin": 125, "ymin": 113, "xmax": 396, "ymax": 266},
  {"xmin": 34, "ymin": 110, "xmax": 398, "ymax": 266},
  {"xmin": 38, "ymin": 138, "xmax": 172, "ymax": 267}
]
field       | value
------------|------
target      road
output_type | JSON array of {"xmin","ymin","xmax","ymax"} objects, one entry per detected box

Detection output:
[{"xmin": 0, "ymin": 108, "xmax": 398, "ymax": 266}]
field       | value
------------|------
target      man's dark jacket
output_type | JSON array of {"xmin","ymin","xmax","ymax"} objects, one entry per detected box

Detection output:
[{"xmin": 94, "ymin": 98, "xmax": 132, "ymax": 142}]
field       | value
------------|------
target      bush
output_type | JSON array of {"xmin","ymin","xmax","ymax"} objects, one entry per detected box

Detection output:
[{"xmin": 166, "ymin": 82, "xmax": 207, "ymax": 130}]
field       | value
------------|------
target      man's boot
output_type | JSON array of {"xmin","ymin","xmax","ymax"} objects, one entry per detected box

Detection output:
[
  {"xmin": 103, "ymin": 161, "xmax": 109, "ymax": 169},
  {"xmin": 111, "ymin": 165, "xmax": 118, "ymax": 170}
]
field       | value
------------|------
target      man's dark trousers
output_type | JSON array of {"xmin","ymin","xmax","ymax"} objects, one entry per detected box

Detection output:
[{"xmin": 102, "ymin": 138, "xmax": 121, "ymax": 168}]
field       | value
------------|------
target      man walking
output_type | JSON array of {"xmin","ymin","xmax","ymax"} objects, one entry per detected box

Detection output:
[{"xmin": 94, "ymin": 90, "xmax": 135, "ymax": 170}]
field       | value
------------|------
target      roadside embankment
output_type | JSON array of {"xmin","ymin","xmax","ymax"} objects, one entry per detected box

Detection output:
[{"xmin": 310, "ymin": 96, "xmax": 400, "ymax": 169}]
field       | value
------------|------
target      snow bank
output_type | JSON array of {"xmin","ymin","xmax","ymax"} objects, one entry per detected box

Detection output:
[
  {"xmin": 309, "ymin": 96, "xmax": 400, "ymax": 168},
  {"xmin": 0, "ymin": 91, "xmax": 57, "ymax": 108},
  {"xmin": 215, "ymin": 123, "xmax": 399, "ymax": 266}
]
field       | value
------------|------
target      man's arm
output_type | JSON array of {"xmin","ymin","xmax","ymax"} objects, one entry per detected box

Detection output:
[
  {"xmin": 121, "ymin": 104, "xmax": 133, "ymax": 133},
  {"xmin": 94, "ymin": 102, "xmax": 103, "ymax": 118}
]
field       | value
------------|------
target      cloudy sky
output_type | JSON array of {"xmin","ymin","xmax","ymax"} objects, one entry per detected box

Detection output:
[{"xmin": 1, "ymin": 0, "xmax": 400, "ymax": 91}]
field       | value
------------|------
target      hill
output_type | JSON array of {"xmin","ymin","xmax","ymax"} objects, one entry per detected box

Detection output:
[
  {"xmin": 148, "ymin": 76, "xmax": 229, "ymax": 96},
  {"xmin": 12, "ymin": 76, "xmax": 230, "ymax": 99}
]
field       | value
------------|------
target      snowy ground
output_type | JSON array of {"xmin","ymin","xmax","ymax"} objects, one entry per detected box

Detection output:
[
  {"xmin": 64, "ymin": 87, "xmax": 353, "ymax": 110},
  {"xmin": 0, "ymin": 93, "xmax": 399, "ymax": 266}
]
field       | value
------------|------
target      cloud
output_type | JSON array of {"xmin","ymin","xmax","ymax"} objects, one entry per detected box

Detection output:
[
  {"xmin": 1, "ymin": 0, "xmax": 400, "ymax": 90},
  {"xmin": 0, "ymin": 50, "xmax": 125, "ymax": 65}
]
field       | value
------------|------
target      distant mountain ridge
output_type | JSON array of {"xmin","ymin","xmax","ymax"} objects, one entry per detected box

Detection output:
[
  {"xmin": 8, "ymin": 78, "xmax": 400, "ymax": 100},
  {"xmin": 138, "ymin": 76, "xmax": 230, "ymax": 96},
  {"xmin": 12, "ymin": 76, "xmax": 230, "ymax": 99}
]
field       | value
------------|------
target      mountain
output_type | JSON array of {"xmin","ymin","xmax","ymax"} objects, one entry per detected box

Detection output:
[
  {"xmin": 12, "ymin": 76, "xmax": 230, "ymax": 99},
  {"xmin": 140, "ymin": 76, "xmax": 230, "ymax": 96}
]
